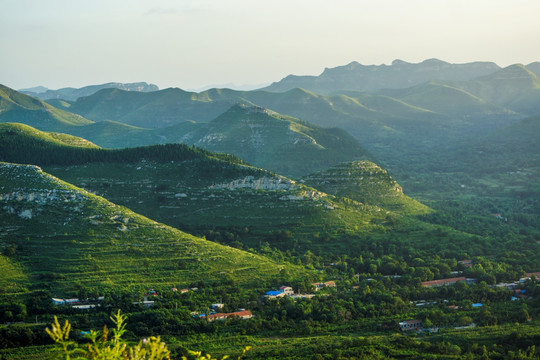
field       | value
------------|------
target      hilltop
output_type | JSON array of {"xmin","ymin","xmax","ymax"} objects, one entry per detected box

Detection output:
[
  {"xmin": 0, "ymin": 162, "xmax": 305, "ymax": 297},
  {"xmin": 302, "ymin": 160, "xmax": 429, "ymax": 215}
]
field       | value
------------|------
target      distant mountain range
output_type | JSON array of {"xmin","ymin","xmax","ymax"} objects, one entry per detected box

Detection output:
[
  {"xmin": 2, "ymin": 58, "xmax": 540, "ymax": 181},
  {"xmin": 0, "ymin": 86, "xmax": 371, "ymax": 178},
  {"xmin": 20, "ymin": 82, "xmax": 159, "ymax": 101},
  {"xmin": 262, "ymin": 59, "xmax": 502, "ymax": 94}
]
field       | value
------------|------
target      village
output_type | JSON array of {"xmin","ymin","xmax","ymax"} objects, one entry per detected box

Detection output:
[{"xmin": 47, "ymin": 271, "xmax": 538, "ymax": 332}]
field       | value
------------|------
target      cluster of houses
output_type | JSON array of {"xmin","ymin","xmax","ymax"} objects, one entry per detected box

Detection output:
[{"xmin": 265, "ymin": 285, "xmax": 295, "ymax": 299}]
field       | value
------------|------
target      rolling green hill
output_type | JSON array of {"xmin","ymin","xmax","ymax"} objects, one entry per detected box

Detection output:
[
  {"xmin": 0, "ymin": 85, "xmax": 94, "ymax": 132},
  {"xmin": 301, "ymin": 160, "xmax": 429, "ymax": 214},
  {"xmin": 0, "ymin": 124, "xmax": 431, "ymax": 254},
  {"xmin": 146, "ymin": 103, "xmax": 372, "ymax": 178},
  {"xmin": 48, "ymin": 81, "xmax": 525, "ymax": 174},
  {"xmin": 0, "ymin": 161, "xmax": 306, "ymax": 298}
]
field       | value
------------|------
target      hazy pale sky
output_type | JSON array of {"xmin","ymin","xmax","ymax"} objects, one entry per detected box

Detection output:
[{"xmin": 1, "ymin": 0, "xmax": 539, "ymax": 90}]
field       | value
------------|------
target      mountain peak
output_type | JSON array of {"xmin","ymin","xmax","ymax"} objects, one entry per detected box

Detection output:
[{"xmin": 391, "ymin": 59, "xmax": 410, "ymax": 66}]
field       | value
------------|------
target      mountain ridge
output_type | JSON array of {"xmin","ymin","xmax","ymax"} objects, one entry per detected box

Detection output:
[{"xmin": 262, "ymin": 58, "xmax": 501, "ymax": 94}]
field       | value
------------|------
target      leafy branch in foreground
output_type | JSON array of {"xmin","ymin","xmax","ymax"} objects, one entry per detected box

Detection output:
[{"xmin": 47, "ymin": 309, "xmax": 170, "ymax": 359}]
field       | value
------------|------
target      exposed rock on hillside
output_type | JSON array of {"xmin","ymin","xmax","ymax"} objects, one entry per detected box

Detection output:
[{"xmin": 209, "ymin": 176, "xmax": 299, "ymax": 191}]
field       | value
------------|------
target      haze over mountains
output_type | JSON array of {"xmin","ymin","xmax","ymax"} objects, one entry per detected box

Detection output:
[{"xmin": 3, "ymin": 59, "xmax": 538, "ymax": 181}]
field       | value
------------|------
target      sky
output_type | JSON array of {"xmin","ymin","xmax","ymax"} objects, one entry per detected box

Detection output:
[{"xmin": 1, "ymin": 0, "xmax": 539, "ymax": 91}]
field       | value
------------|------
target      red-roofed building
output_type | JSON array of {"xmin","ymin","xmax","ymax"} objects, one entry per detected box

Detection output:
[
  {"xmin": 458, "ymin": 260, "xmax": 473, "ymax": 267},
  {"xmin": 206, "ymin": 310, "xmax": 253, "ymax": 322},
  {"xmin": 280, "ymin": 286, "xmax": 294, "ymax": 295},
  {"xmin": 421, "ymin": 277, "xmax": 467, "ymax": 288}
]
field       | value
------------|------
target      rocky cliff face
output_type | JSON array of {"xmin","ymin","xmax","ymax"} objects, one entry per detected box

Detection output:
[
  {"xmin": 209, "ymin": 176, "xmax": 299, "ymax": 191},
  {"xmin": 0, "ymin": 163, "xmax": 134, "ymax": 230}
]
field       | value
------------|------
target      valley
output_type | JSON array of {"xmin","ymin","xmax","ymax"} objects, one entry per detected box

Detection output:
[{"xmin": 0, "ymin": 58, "xmax": 539, "ymax": 359}]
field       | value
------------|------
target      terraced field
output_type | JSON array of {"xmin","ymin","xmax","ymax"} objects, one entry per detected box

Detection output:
[{"xmin": 0, "ymin": 163, "xmax": 309, "ymax": 297}]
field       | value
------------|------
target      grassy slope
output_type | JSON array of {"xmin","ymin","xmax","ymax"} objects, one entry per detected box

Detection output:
[
  {"xmin": 0, "ymin": 122, "xmax": 99, "ymax": 149},
  {"xmin": 0, "ymin": 85, "xmax": 94, "ymax": 132},
  {"xmin": 0, "ymin": 162, "xmax": 306, "ymax": 297},
  {"xmin": 41, "ymin": 82, "xmax": 528, "ymax": 177},
  {"xmin": 1, "ymin": 123, "xmax": 498, "ymax": 262}
]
